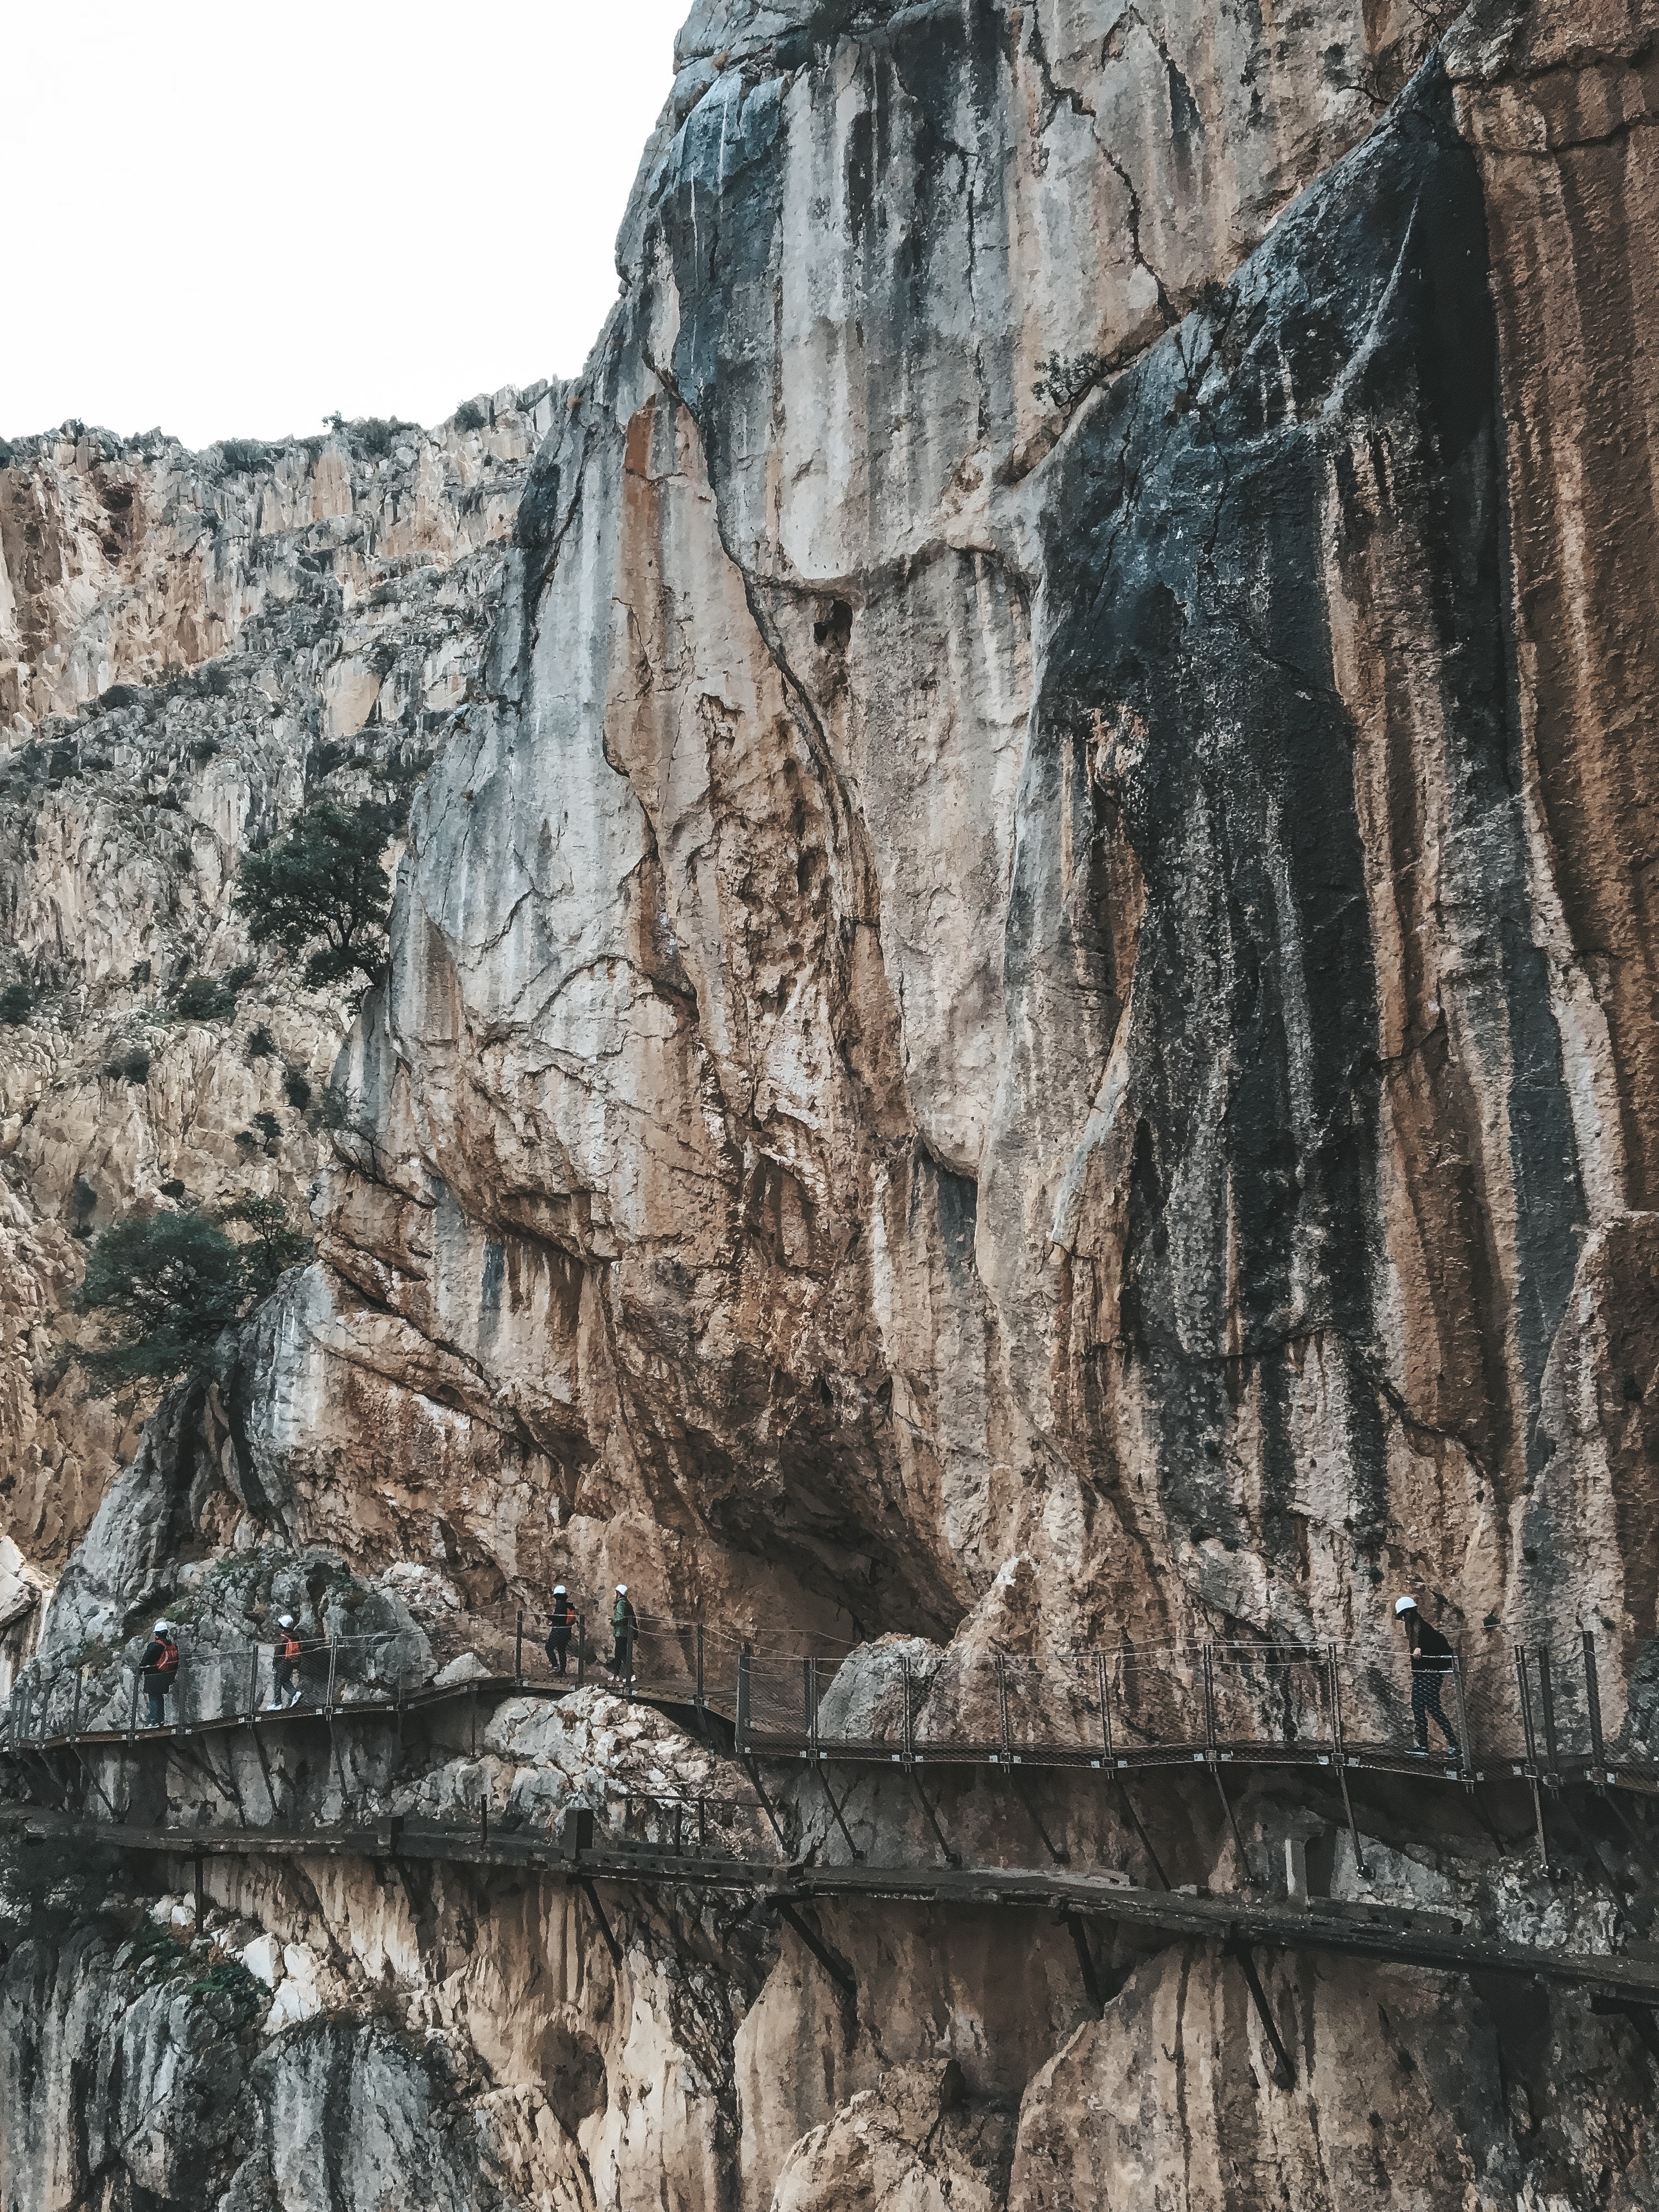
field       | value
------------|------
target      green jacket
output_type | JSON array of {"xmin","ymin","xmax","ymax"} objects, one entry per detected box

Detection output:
[{"xmin": 612, "ymin": 1598, "xmax": 636, "ymax": 1637}]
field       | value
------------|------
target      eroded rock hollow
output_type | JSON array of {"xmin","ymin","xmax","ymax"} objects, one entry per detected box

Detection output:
[{"xmin": 3, "ymin": 0, "xmax": 1657, "ymax": 2205}]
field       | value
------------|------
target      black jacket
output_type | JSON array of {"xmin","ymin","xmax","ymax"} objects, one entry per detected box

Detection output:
[{"xmin": 1409, "ymin": 1618, "xmax": 1454, "ymax": 1673}]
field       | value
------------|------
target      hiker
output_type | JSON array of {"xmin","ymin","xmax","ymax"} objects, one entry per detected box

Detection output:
[
  {"xmin": 269, "ymin": 1615, "xmax": 304, "ymax": 1710},
  {"xmin": 139, "ymin": 1620, "xmax": 179, "ymax": 1727},
  {"xmin": 545, "ymin": 1585, "xmax": 575, "ymax": 1677},
  {"xmin": 1396, "ymin": 1596, "xmax": 1460, "ymax": 1758},
  {"xmin": 610, "ymin": 1584, "xmax": 637, "ymax": 1685}
]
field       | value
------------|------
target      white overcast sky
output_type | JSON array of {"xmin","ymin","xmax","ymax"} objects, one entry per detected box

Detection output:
[{"xmin": 5, "ymin": 0, "xmax": 689, "ymax": 451}]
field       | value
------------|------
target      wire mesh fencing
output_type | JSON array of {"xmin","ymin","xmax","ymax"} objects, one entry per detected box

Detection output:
[{"xmin": 7, "ymin": 1609, "xmax": 1651, "ymax": 1793}]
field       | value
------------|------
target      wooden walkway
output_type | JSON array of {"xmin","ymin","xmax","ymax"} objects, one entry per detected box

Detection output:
[{"xmin": 9, "ymin": 1807, "xmax": 1659, "ymax": 2015}]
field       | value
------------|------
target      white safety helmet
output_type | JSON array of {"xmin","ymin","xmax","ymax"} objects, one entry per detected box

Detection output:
[
  {"xmin": 616, "ymin": 1583, "xmax": 628, "ymax": 1595},
  {"xmin": 277, "ymin": 1613, "xmax": 295, "ymax": 1628},
  {"xmin": 154, "ymin": 1620, "xmax": 170, "ymax": 1635},
  {"xmin": 554, "ymin": 1584, "xmax": 566, "ymax": 1595},
  {"xmin": 1394, "ymin": 1595, "xmax": 1417, "ymax": 1616}
]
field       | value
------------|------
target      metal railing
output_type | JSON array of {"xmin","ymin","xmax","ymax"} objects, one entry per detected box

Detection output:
[
  {"xmin": 732, "ymin": 1630, "xmax": 1654, "ymax": 1787},
  {"xmin": 5, "ymin": 1615, "xmax": 1652, "ymax": 1799}
]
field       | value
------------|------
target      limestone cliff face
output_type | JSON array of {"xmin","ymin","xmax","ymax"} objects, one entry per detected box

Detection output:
[
  {"xmin": 0, "ymin": 392, "xmax": 556, "ymax": 1618},
  {"xmin": 219, "ymin": 0, "xmax": 1658, "ymax": 1702},
  {"xmin": 5, "ymin": 1, "xmax": 1659, "ymax": 2208}
]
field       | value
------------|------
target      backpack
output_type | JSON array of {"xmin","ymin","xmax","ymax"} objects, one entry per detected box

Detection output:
[{"xmin": 156, "ymin": 1637, "xmax": 179, "ymax": 1679}]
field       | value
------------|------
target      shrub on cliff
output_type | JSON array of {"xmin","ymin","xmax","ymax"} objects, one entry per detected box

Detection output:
[
  {"xmin": 173, "ymin": 975, "xmax": 239, "ymax": 1020},
  {"xmin": 233, "ymin": 796, "xmax": 398, "ymax": 991},
  {"xmin": 0, "ymin": 982, "xmax": 34, "ymax": 1024},
  {"xmin": 217, "ymin": 438, "xmax": 268, "ymax": 475},
  {"xmin": 77, "ymin": 1195, "xmax": 311, "ymax": 1386},
  {"xmin": 352, "ymin": 416, "xmax": 416, "ymax": 458}
]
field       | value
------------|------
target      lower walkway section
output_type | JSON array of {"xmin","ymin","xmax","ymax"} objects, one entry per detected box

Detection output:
[{"xmin": 10, "ymin": 1807, "xmax": 1659, "ymax": 2011}]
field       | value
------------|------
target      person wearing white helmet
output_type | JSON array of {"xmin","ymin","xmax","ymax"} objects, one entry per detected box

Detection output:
[
  {"xmin": 610, "ymin": 1583, "xmax": 637, "ymax": 1687},
  {"xmin": 270, "ymin": 1614, "xmax": 304, "ymax": 1711},
  {"xmin": 545, "ymin": 1584, "xmax": 575, "ymax": 1677},
  {"xmin": 1395, "ymin": 1595, "xmax": 1459, "ymax": 1758},
  {"xmin": 139, "ymin": 1619, "xmax": 179, "ymax": 1728}
]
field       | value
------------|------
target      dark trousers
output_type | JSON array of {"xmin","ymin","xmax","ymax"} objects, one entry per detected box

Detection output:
[
  {"xmin": 1412, "ymin": 1670, "xmax": 1459, "ymax": 1753},
  {"xmin": 275, "ymin": 1661, "xmax": 298, "ymax": 1702},
  {"xmin": 612, "ymin": 1637, "xmax": 634, "ymax": 1681},
  {"xmin": 547, "ymin": 1629, "xmax": 569, "ymax": 1675},
  {"xmin": 145, "ymin": 1682, "xmax": 170, "ymax": 1727}
]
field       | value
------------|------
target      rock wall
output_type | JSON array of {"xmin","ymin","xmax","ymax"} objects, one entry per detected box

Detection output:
[
  {"xmin": 216, "ymin": 0, "xmax": 1658, "ymax": 1694},
  {"xmin": 4, "ymin": 0, "xmax": 1659, "ymax": 2207},
  {"xmin": 0, "ymin": 391, "xmax": 557, "ymax": 1616}
]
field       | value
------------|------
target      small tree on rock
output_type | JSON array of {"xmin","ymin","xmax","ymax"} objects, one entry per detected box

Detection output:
[
  {"xmin": 233, "ymin": 797, "xmax": 398, "ymax": 992},
  {"xmin": 77, "ymin": 1195, "xmax": 311, "ymax": 1387}
]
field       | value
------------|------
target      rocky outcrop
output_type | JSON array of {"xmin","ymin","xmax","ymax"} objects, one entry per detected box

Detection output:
[
  {"xmin": 4, "ymin": 0, "xmax": 1659, "ymax": 2207},
  {"xmin": 0, "ymin": 392, "xmax": 557, "ymax": 1603}
]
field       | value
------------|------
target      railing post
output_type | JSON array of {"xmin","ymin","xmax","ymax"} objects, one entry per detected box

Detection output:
[
  {"xmin": 1326, "ymin": 1643, "xmax": 1344, "ymax": 1756},
  {"xmin": 1202, "ymin": 1643, "xmax": 1218, "ymax": 1753},
  {"xmin": 578, "ymin": 1612, "xmax": 586, "ymax": 1689},
  {"xmin": 803, "ymin": 1656, "xmax": 813, "ymax": 1749},
  {"xmin": 808, "ymin": 1656, "xmax": 820, "ymax": 1760},
  {"xmin": 72, "ymin": 1667, "xmax": 83, "ymax": 1741},
  {"xmin": 1515, "ymin": 1645, "xmax": 1540, "ymax": 1771},
  {"xmin": 1446, "ymin": 1652, "xmax": 1473, "ymax": 1781},
  {"xmin": 695, "ymin": 1624, "xmax": 705, "ymax": 1717},
  {"xmin": 737, "ymin": 1650, "xmax": 752, "ymax": 1754},
  {"xmin": 998, "ymin": 1656, "xmax": 1012, "ymax": 1765},
  {"xmin": 902, "ymin": 1656, "xmax": 915, "ymax": 1768},
  {"xmin": 1583, "ymin": 1629, "xmax": 1606, "ymax": 1770},
  {"xmin": 1097, "ymin": 1651, "xmax": 1112, "ymax": 1763},
  {"xmin": 1536, "ymin": 1645, "xmax": 1561, "ymax": 1783},
  {"xmin": 128, "ymin": 1671, "xmax": 140, "ymax": 1744},
  {"xmin": 325, "ymin": 1637, "xmax": 338, "ymax": 1718},
  {"xmin": 1515, "ymin": 1645, "xmax": 1552, "ymax": 1876},
  {"xmin": 515, "ymin": 1609, "xmax": 524, "ymax": 1689},
  {"xmin": 247, "ymin": 1644, "xmax": 258, "ymax": 1719}
]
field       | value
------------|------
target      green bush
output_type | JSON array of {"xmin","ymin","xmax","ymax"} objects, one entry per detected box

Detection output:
[
  {"xmin": 283, "ymin": 1067, "xmax": 312, "ymax": 1110},
  {"xmin": 173, "ymin": 976, "xmax": 238, "ymax": 1020},
  {"xmin": 353, "ymin": 417, "xmax": 415, "ymax": 458},
  {"xmin": 246, "ymin": 1025, "xmax": 277, "ymax": 1060},
  {"xmin": 188, "ymin": 1955, "xmax": 266, "ymax": 2025},
  {"xmin": 77, "ymin": 1211, "xmax": 243, "ymax": 1384},
  {"xmin": 224, "ymin": 962, "xmax": 258, "ymax": 992},
  {"xmin": 0, "ymin": 983, "xmax": 34, "ymax": 1024},
  {"xmin": 252, "ymin": 1110, "xmax": 281, "ymax": 1143},
  {"xmin": 77, "ymin": 1194, "xmax": 311, "ymax": 1385},
  {"xmin": 129, "ymin": 960, "xmax": 152, "ymax": 986},
  {"xmin": 1032, "ymin": 349, "xmax": 1108, "ymax": 413},
  {"xmin": 218, "ymin": 439, "xmax": 268, "ymax": 475},
  {"xmin": 102, "ymin": 1049, "xmax": 151, "ymax": 1086},
  {"xmin": 217, "ymin": 1191, "xmax": 311, "ymax": 1284},
  {"xmin": 233, "ymin": 796, "xmax": 399, "ymax": 991},
  {"xmin": 454, "ymin": 400, "xmax": 486, "ymax": 433},
  {"xmin": 0, "ymin": 438, "xmax": 14, "ymax": 468}
]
